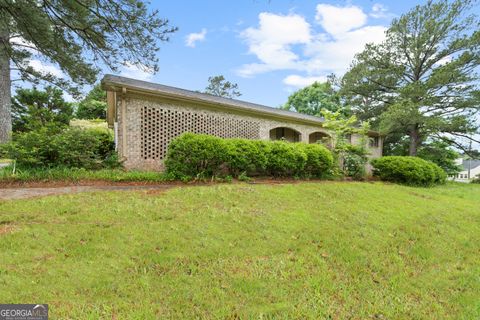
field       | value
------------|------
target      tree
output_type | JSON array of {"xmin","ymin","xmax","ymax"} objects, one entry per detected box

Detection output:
[
  {"xmin": 341, "ymin": 0, "xmax": 480, "ymax": 156},
  {"xmin": 0, "ymin": 1, "xmax": 177, "ymax": 143},
  {"xmin": 12, "ymin": 86, "xmax": 73, "ymax": 132},
  {"xmin": 76, "ymin": 84, "xmax": 107, "ymax": 119},
  {"xmin": 320, "ymin": 109, "xmax": 370, "ymax": 180},
  {"xmin": 282, "ymin": 81, "xmax": 346, "ymax": 116},
  {"xmin": 417, "ymin": 141, "xmax": 461, "ymax": 175},
  {"xmin": 204, "ymin": 75, "xmax": 241, "ymax": 98}
]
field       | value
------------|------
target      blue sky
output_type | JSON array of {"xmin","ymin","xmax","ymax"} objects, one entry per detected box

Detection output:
[
  {"xmin": 16, "ymin": 0, "xmax": 479, "ymax": 149},
  {"xmin": 117, "ymin": 0, "xmax": 423, "ymax": 107}
]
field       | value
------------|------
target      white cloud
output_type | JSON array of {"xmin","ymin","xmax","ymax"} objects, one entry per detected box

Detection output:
[
  {"xmin": 434, "ymin": 55, "xmax": 453, "ymax": 66},
  {"xmin": 303, "ymin": 25, "xmax": 387, "ymax": 75},
  {"xmin": 185, "ymin": 28, "xmax": 207, "ymax": 48},
  {"xmin": 236, "ymin": 4, "xmax": 388, "ymax": 87},
  {"xmin": 119, "ymin": 62, "xmax": 153, "ymax": 81},
  {"xmin": 283, "ymin": 75, "xmax": 327, "ymax": 88},
  {"xmin": 370, "ymin": 3, "xmax": 394, "ymax": 19},
  {"xmin": 28, "ymin": 59, "xmax": 63, "ymax": 77},
  {"xmin": 237, "ymin": 12, "xmax": 311, "ymax": 77},
  {"xmin": 315, "ymin": 4, "xmax": 367, "ymax": 36},
  {"xmin": 10, "ymin": 37, "xmax": 38, "ymax": 54}
]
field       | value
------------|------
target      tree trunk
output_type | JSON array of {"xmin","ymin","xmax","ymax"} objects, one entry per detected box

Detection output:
[
  {"xmin": 408, "ymin": 126, "xmax": 420, "ymax": 156},
  {"xmin": 0, "ymin": 19, "xmax": 11, "ymax": 144}
]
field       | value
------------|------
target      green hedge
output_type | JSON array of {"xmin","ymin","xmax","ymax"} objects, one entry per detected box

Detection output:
[
  {"xmin": 165, "ymin": 133, "xmax": 334, "ymax": 179},
  {"xmin": 472, "ymin": 174, "xmax": 480, "ymax": 184},
  {"xmin": 371, "ymin": 156, "xmax": 447, "ymax": 186},
  {"xmin": 0, "ymin": 127, "xmax": 119, "ymax": 169}
]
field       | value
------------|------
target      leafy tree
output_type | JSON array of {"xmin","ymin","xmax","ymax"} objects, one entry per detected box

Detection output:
[
  {"xmin": 341, "ymin": 0, "xmax": 480, "ymax": 156},
  {"xmin": 12, "ymin": 86, "xmax": 73, "ymax": 132},
  {"xmin": 0, "ymin": 1, "xmax": 177, "ymax": 143},
  {"xmin": 417, "ymin": 141, "xmax": 461, "ymax": 175},
  {"xmin": 282, "ymin": 82, "xmax": 346, "ymax": 116},
  {"xmin": 320, "ymin": 110, "xmax": 370, "ymax": 180},
  {"xmin": 76, "ymin": 84, "xmax": 107, "ymax": 120},
  {"xmin": 204, "ymin": 75, "xmax": 241, "ymax": 98}
]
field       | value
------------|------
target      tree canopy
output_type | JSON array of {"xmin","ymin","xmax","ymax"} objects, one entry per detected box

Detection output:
[
  {"xmin": 282, "ymin": 82, "xmax": 345, "ymax": 117},
  {"xmin": 0, "ymin": 0, "xmax": 177, "ymax": 142},
  {"xmin": 204, "ymin": 75, "xmax": 241, "ymax": 98},
  {"xmin": 341, "ymin": 0, "xmax": 480, "ymax": 156},
  {"xmin": 76, "ymin": 84, "xmax": 107, "ymax": 120},
  {"xmin": 12, "ymin": 86, "xmax": 73, "ymax": 132}
]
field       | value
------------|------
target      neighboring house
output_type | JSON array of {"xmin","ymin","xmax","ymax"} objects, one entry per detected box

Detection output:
[
  {"xmin": 452, "ymin": 158, "xmax": 480, "ymax": 182},
  {"xmin": 101, "ymin": 75, "xmax": 383, "ymax": 171}
]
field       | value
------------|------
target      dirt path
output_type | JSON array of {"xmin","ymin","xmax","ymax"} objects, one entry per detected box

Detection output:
[
  {"xmin": 0, "ymin": 185, "xmax": 174, "ymax": 200},
  {"xmin": 0, "ymin": 178, "xmax": 340, "ymax": 200}
]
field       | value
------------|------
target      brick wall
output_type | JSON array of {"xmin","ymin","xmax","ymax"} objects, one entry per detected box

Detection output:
[{"xmin": 116, "ymin": 93, "xmax": 382, "ymax": 171}]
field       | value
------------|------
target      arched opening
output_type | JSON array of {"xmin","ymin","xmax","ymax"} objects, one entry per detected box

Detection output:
[
  {"xmin": 269, "ymin": 127, "xmax": 301, "ymax": 142},
  {"xmin": 309, "ymin": 131, "xmax": 331, "ymax": 145}
]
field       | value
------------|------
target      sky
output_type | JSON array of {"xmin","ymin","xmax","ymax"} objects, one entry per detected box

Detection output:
[
  {"xmin": 16, "ymin": 0, "xmax": 479, "ymax": 148},
  {"xmin": 117, "ymin": 0, "xmax": 422, "ymax": 108}
]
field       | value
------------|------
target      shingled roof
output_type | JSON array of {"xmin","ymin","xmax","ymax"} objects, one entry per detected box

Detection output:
[
  {"xmin": 102, "ymin": 74, "xmax": 328, "ymax": 122},
  {"xmin": 461, "ymin": 159, "xmax": 480, "ymax": 171},
  {"xmin": 102, "ymin": 74, "xmax": 382, "ymax": 136}
]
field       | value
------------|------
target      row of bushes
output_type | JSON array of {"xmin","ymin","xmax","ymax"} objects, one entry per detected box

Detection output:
[
  {"xmin": 472, "ymin": 174, "xmax": 480, "ymax": 184},
  {"xmin": 165, "ymin": 133, "xmax": 334, "ymax": 179},
  {"xmin": 1, "ymin": 129, "xmax": 450, "ymax": 187},
  {"xmin": 371, "ymin": 156, "xmax": 447, "ymax": 186},
  {"xmin": 0, "ymin": 127, "xmax": 119, "ymax": 170}
]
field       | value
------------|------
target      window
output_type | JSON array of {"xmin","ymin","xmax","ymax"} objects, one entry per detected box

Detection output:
[
  {"xmin": 269, "ymin": 127, "xmax": 300, "ymax": 142},
  {"xmin": 369, "ymin": 136, "xmax": 379, "ymax": 148},
  {"xmin": 346, "ymin": 134, "xmax": 352, "ymax": 143}
]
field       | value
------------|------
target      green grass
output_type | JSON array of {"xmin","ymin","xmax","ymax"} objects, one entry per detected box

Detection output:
[
  {"xmin": 0, "ymin": 166, "xmax": 168, "ymax": 183},
  {"xmin": 0, "ymin": 182, "xmax": 479, "ymax": 319}
]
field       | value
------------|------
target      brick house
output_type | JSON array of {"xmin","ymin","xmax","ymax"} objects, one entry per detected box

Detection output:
[{"xmin": 101, "ymin": 75, "xmax": 383, "ymax": 171}]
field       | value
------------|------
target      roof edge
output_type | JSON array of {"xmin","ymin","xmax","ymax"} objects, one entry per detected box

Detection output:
[{"xmin": 101, "ymin": 74, "xmax": 382, "ymax": 136}]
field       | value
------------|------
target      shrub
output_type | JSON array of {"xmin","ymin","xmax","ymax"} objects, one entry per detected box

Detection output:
[
  {"xmin": 472, "ymin": 174, "xmax": 480, "ymax": 184},
  {"xmin": 165, "ymin": 133, "xmax": 231, "ymax": 178},
  {"xmin": 343, "ymin": 153, "xmax": 367, "ymax": 180},
  {"xmin": 296, "ymin": 143, "xmax": 334, "ymax": 178},
  {"xmin": 165, "ymin": 133, "xmax": 334, "ymax": 179},
  {"xmin": 371, "ymin": 156, "xmax": 447, "ymax": 186},
  {"xmin": 0, "ymin": 127, "xmax": 118, "ymax": 169},
  {"xmin": 341, "ymin": 144, "xmax": 368, "ymax": 180},
  {"xmin": 266, "ymin": 141, "xmax": 307, "ymax": 177},
  {"xmin": 226, "ymin": 138, "xmax": 269, "ymax": 176}
]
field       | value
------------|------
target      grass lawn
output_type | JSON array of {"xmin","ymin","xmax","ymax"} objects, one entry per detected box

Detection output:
[
  {"xmin": 0, "ymin": 182, "xmax": 479, "ymax": 319},
  {"xmin": 0, "ymin": 166, "xmax": 168, "ymax": 183}
]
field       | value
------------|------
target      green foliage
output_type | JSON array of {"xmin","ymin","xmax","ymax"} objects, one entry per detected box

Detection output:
[
  {"xmin": 282, "ymin": 81, "xmax": 346, "ymax": 116},
  {"xmin": 3, "ymin": 1, "xmax": 177, "ymax": 97},
  {"xmin": 371, "ymin": 156, "xmax": 447, "ymax": 186},
  {"xmin": 165, "ymin": 133, "xmax": 231, "ymax": 179},
  {"xmin": 265, "ymin": 141, "xmax": 307, "ymax": 177},
  {"xmin": 226, "ymin": 139, "xmax": 269, "ymax": 176},
  {"xmin": 384, "ymin": 139, "xmax": 461, "ymax": 176},
  {"xmin": 204, "ymin": 75, "xmax": 241, "ymax": 98},
  {"xmin": 0, "ymin": 167, "xmax": 168, "ymax": 183},
  {"xmin": 472, "ymin": 174, "xmax": 480, "ymax": 184},
  {"xmin": 165, "ymin": 133, "xmax": 334, "ymax": 179},
  {"xmin": 320, "ymin": 109, "xmax": 370, "ymax": 179},
  {"xmin": 341, "ymin": 0, "xmax": 480, "ymax": 155},
  {"xmin": 343, "ymin": 148, "xmax": 367, "ymax": 181},
  {"xmin": 0, "ymin": 127, "xmax": 118, "ymax": 170},
  {"xmin": 11, "ymin": 86, "xmax": 74, "ymax": 132},
  {"xmin": 417, "ymin": 141, "xmax": 461, "ymax": 175},
  {"xmin": 76, "ymin": 84, "xmax": 107, "ymax": 119},
  {"xmin": 295, "ymin": 143, "xmax": 334, "ymax": 178}
]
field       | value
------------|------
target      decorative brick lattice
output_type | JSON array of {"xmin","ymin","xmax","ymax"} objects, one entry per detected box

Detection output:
[{"xmin": 141, "ymin": 106, "xmax": 261, "ymax": 159}]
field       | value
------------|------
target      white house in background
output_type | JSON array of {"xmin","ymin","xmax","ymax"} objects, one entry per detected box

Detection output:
[{"xmin": 452, "ymin": 158, "xmax": 480, "ymax": 182}]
